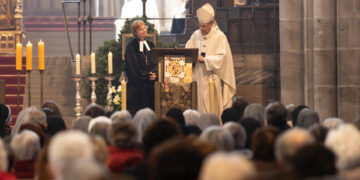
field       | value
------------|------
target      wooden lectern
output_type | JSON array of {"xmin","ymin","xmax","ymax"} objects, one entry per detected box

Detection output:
[{"xmin": 151, "ymin": 48, "xmax": 198, "ymax": 118}]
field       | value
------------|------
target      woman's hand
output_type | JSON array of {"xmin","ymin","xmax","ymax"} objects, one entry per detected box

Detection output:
[{"xmin": 149, "ymin": 72, "xmax": 156, "ymax": 81}]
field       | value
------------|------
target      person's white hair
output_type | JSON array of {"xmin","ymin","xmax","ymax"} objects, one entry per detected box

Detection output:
[
  {"xmin": 243, "ymin": 103, "xmax": 265, "ymax": 127},
  {"xmin": 48, "ymin": 130, "xmax": 95, "ymax": 180},
  {"xmin": 325, "ymin": 124, "xmax": 360, "ymax": 170},
  {"xmin": 322, "ymin": 117, "xmax": 344, "ymax": 130},
  {"xmin": 110, "ymin": 110, "xmax": 132, "ymax": 122},
  {"xmin": 11, "ymin": 106, "xmax": 37, "ymax": 136},
  {"xmin": 200, "ymin": 126, "xmax": 235, "ymax": 151},
  {"xmin": 132, "ymin": 108, "xmax": 156, "ymax": 142},
  {"xmin": 223, "ymin": 122, "xmax": 247, "ymax": 148},
  {"xmin": 88, "ymin": 116, "xmax": 112, "ymax": 132},
  {"xmin": 183, "ymin": 109, "xmax": 201, "ymax": 125},
  {"xmin": 197, "ymin": 113, "xmax": 220, "ymax": 131},
  {"xmin": 199, "ymin": 152, "xmax": 255, "ymax": 180},
  {"xmin": 0, "ymin": 139, "xmax": 8, "ymax": 171},
  {"xmin": 107, "ymin": 120, "xmax": 138, "ymax": 148},
  {"xmin": 275, "ymin": 128, "xmax": 315, "ymax": 166},
  {"xmin": 22, "ymin": 108, "xmax": 47, "ymax": 126},
  {"xmin": 74, "ymin": 116, "xmax": 92, "ymax": 133},
  {"xmin": 10, "ymin": 130, "xmax": 40, "ymax": 160},
  {"xmin": 65, "ymin": 159, "xmax": 110, "ymax": 180}
]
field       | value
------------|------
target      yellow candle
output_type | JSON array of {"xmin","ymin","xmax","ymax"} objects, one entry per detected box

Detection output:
[
  {"xmin": 121, "ymin": 81, "xmax": 127, "ymax": 110},
  {"xmin": 26, "ymin": 41, "xmax": 32, "ymax": 71},
  {"xmin": 209, "ymin": 77, "xmax": 215, "ymax": 114},
  {"xmin": 38, "ymin": 40, "xmax": 45, "ymax": 70},
  {"xmin": 76, "ymin": 54, "xmax": 81, "ymax": 75},
  {"xmin": 108, "ymin": 52, "xmax": 113, "ymax": 74},
  {"xmin": 16, "ymin": 42, "xmax": 22, "ymax": 71},
  {"xmin": 158, "ymin": 62, "xmax": 162, "ymax": 82},
  {"xmin": 91, "ymin": 52, "xmax": 96, "ymax": 74}
]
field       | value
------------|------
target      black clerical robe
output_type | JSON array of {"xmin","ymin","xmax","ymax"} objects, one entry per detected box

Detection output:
[{"xmin": 125, "ymin": 38, "xmax": 157, "ymax": 116}]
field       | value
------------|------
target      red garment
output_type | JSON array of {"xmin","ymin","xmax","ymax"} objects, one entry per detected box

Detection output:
[
  {"xmin": 12, "ymin": 160, "xmax": 35, "ymax": 178},
  {"xmin": 107, "ymin": 145, "xmax": 143, "ymax": 174},
  {"xmin": 0, "ymin": 172, "xmax": 17, "ymax": 180}
]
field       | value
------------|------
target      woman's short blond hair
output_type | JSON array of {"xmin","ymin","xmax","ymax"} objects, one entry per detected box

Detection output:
[{"xmin": 130, "ymin": 20, "xmax": 146, "ymax": 37}]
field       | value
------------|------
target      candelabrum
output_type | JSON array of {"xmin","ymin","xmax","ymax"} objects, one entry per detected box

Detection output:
[
  {"xmin": 72, "ymin": 76, "xmax": 83, "ymax": 120},
  {"xmin": 26, "ymin": 70, "xmax": 31, "ymax": 107},
  {"xmin": 39, "ymin": 70, "xmax": 45, "ymax": 106},
  {"xmin": 105, "ymin": 76, "xmax": 114, "ymax": 112},
  {"xmin": 88, "ymin": 76, "xmax": 98, "ymax": 104},
  {"xmin": 16, "ymin": 70, "xmax": 21, "ymax": 114}
]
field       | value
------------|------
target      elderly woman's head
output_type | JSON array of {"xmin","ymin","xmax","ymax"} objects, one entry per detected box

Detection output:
[
  {"xmin": 107, "ymin": 120, "xmax": 138, "ymax": 149},
  {"xmin": 110, "ymin": 110, "xmax": 132, "ymax": 122},
  {"xmin": 48, "ymin": 131, "xmax": 95, "ymax": 180},
  {"xmin": 11, "ymin": 130, "xmax": 41, "ymax": 160},
  {"xmin": 133, "ymin": 108, "xmax": 156, "ymax": 142},
  {"xmin": 131, "ymin": 20, "xmax": 147, "ymax": 39},
  {"xmin": 196, "ymin": 113, "xmax": 220, "ymax": 131},
  {"xmin": 200, "ymin": 126, "xmax": 235, "ymax": 152}
]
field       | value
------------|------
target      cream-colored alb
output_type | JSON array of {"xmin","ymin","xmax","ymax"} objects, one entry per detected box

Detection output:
[{"xmin": 186, "ymin": 25, "xmax": 236, "ymax": 117}]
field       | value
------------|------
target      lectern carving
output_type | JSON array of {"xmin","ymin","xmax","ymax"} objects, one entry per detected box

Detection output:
[
  {"xmin": 0, "ymin": 0, "xmax": 23, "ymax": 54},
  {"xmin": 151, "ymin": 48, "xmax": 198, "ymax": 118}
]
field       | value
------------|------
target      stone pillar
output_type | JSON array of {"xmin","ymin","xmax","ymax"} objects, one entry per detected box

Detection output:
[
  {"xmin": 279, "ymin": 0, "xmax": 304, "ymax": 106},
  {"xmin": 313, "ymin": 0, "xmax": 337, "ymax": 121},
  {"xmin": 303, "ymin": 0, "xmax": 314, "ymax": 109},
  {"xmin": 337, "ymin": 0, "xmax": 360, "ymax": 122}
]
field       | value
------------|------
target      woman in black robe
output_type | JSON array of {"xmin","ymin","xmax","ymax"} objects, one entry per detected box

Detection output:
[{"xmin": 125, "ymin": 20, "xmax": 157, "ymax": 116}]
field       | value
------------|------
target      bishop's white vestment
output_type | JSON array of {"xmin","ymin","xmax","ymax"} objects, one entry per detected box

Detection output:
[{"xmin": 185, "ymin": 25, "xmax": 236, "ymax": 117}]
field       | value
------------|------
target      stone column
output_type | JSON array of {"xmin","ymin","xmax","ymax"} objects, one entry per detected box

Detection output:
[
  {"xmin": 279, "ymin": 0, "xmax": 304, "ymax": 106},
  {"xmin": 337, "ymin": 0, "xmax": 360, "ymax": 122},
  {"xmin": 313, "ymin": 0, "xmax": 337, "ymax": 121},
  {"xmin": 303, "ymin": 0, "xmax": 314, "ymax": 109}
]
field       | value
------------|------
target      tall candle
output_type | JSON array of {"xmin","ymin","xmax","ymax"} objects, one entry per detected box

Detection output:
[
  {"xmin": 158, "ymin": 62, "xmax": 162, "ymax": 82},
  {"xmin": 121, "ymin": 81, "xmax": 127, "ymax": 110},
  {"xmin": 26, "ymin": 41, "xmax": 32, "ymax": 71},
  {"xmin": 16, "ymin": 42, "xmax": 22, "ymax": 71},
  {"xmin": 209, "ymin": 77, "xmax": 215, "ymax": 114},
  {"xmin": 108, "ymin": 52, "xmax": 113, "ymax": 74},
  {"xmin": 76, "ymin": 54, "xmax": 80, "ymax": 75},
  {"xmin": 38, "ymin": 40, "xmax": 45, "ymax": 70},
  {"xmin": 91, "ymin": 52, "xmax": 96, "ymax": 74}
]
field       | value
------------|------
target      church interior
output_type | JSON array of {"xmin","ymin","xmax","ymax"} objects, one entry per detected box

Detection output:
[{"xmin": 0, "ymin": 0, "xmax": 359, "ymax": 179}]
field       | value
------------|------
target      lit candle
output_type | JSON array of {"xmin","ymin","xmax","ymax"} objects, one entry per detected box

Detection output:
[
  {"xmin": 76, "ymin": 54, "xmax": 80, "ymax": 75},
  {"xmin": 16, "ymin": 42, "xmax": 22, "ymax": 71},
  {"xmin": 158, "ymin": 62, "xmax": 162, "ymax": 82},
  {"xmin": 108, "ymin": 52, "xmax": 113, "ymax": 74},
  {"xmin": 91, "ymin": 52, "xmax": 96, "ymax": 74},
  {"xmin": 38, "ymin": 40, "xmax": 45, "ymax": 70},
  {"xmin": 209, "ymin": 77, "xmax": 215, "ymax": 114},
  {"xmin": 26, "ymin": 41, "xmax": 32, "ymax": 71},
  {"xmin": 121, "ymin": 81, "xmax": 127, "ymax": 110}
]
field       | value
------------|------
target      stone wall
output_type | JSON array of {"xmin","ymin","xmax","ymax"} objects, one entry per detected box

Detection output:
[
  {"xmin": 280, "ymin": 0, "xmax": 360, "ymax": 122},
  {"xmin": 234, "ymin": 53, "xmax": 279, "ymax": 105}
]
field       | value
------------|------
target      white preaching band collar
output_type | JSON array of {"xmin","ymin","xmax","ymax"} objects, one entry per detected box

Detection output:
[{"xmin": 140, "ymin": 40, "xmax": 151, "ymax": 52}]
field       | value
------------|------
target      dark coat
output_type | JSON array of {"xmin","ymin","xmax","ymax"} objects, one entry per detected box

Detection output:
[{"xmin": 125, "ymin": 38, "xmax": 157, "ymax": 116}]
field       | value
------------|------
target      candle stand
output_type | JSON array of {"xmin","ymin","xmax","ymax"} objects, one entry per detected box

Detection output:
[
  {"xmin": 72, "ymin": 75, "xmax": 83, "ymax": 120},
  {"xmin": 16, "ymin": 70, "xmax": 21, "ymax": 114},
  {"xmin": 39, "ymin": 70, "xmax": 45, "ymax": 106},
  {"xmin": 105, "ymin": 76, "xmax": 114, "ymax": 112},
  {"xmin": 26, "ymin": 70, "xmax": 31, "ymax": 106},
  {"xmin": 88, "ymin": 76, "xmax": 98, "ymax": 104}
]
